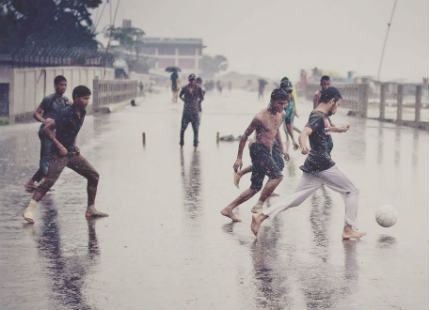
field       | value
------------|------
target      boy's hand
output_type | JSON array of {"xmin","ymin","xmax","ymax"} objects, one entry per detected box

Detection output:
[
  {"xmin": 233, "ymin": 158, "xmax": 243, "ymax": 172},
  {"xmin": 341, "ymin": 124, "xmax": 350, "ymax": 132},
  {"xmin": 283, "ymin": 151, "xmax": 290, "ymax": 161},
  {"xmin": 301, "ymin": 145, "xmax": 311, "ymax": 155}
]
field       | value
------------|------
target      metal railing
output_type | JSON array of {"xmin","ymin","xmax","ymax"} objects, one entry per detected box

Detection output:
[{"xmin": 93, "ymin": 78, "xmax": 137, "ymax": 111}]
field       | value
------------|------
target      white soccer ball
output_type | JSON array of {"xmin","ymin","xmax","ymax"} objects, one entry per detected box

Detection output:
[{"xmin": 375, "ymin": 204, "xmax": 398, "ymax": 228}]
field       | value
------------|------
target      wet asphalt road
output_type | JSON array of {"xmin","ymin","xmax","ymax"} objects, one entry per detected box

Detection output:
[{"xmin": 0, "ymin": 89, "xmax": 428, "ymax": 310}]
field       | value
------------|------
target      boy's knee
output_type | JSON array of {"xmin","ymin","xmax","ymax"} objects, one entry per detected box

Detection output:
[{"xmin": 250, "ymin": 186, "xmax": 261, "ymax": 193}]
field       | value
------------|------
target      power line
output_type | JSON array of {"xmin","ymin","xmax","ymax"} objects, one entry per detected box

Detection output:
[{"xmin": 377, "ymin": 0, "xmax": 399, "ymax": 81}]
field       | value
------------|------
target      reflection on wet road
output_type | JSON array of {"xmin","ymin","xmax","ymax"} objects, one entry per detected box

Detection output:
[{"xmin": 0, "ymin": 90, "xmax": 428, "ymax": 309}]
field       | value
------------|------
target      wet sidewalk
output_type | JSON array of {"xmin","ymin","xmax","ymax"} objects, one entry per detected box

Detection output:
[{"xmin": 0, "ymin": 90, "xmax": 428, "ymax": 310}]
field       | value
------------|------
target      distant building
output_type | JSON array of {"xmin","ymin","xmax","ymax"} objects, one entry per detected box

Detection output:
[{"xmin": 140, "ymin": 37, "xmax": 206, "ymax": 74}]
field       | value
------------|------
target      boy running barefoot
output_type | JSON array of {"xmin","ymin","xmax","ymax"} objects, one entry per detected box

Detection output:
[
  {"xmin": 22, "ymin": 86, "xmax": 108, "ymax": 224},
  {"xmin": 221, "ymin": 89, "xmax": 289, "ymax": 222}
]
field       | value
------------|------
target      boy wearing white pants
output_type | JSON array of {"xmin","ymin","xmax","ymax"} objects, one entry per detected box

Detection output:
[{"xmin": 251, "ymin": 87, "xmax": 366, "ymax": 240}]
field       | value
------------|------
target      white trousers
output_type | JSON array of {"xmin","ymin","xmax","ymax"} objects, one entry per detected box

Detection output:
[{"xmin": 263, "ymin": 165, "xmax": 359, "ymax": 228}]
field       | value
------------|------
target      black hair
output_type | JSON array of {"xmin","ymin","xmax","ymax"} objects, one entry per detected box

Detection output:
[
  {"xmin": 271, "ymin": 88, "xmax": 287, "ymax": 101},
  {"xmin": 54, "ymin": 75, "xmax": 67, "ymax": 85},
  {"xmin": 72, "ymin": 85, "xmax": 91, "ymax": 100},
  {"xmin": 320, "ymin": 87, "xmax": 342, "ymax": 103},
  {"xmin": 320, "ymin": 75, "xmax": 330, "ymax": 84}
]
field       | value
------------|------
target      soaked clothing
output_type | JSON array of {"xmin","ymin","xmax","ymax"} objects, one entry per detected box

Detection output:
[
  {"xmin": 272, "ymin": 140, "xmax": 285, "ymax": 171},
  {"xmin": 35, "ymin": 153, "xmax": 99, "ymax": 205},
  {"xmin": 301, "ymin": 110, "xmax": 335, "ymax": 173},
  {"xmin": 180, "ymin": 113, "xmax": 200, "ymax": 147},
  {"xmin": 179, "ymin": 85, "xmax": 205, "ymax": 114},
  {"xmin": 284, "ymin": 100, "xmax": 295, "ymax": 124},
  {"xmin": 39, "ymin": 93, "xmax": 68, "ymax": 120},
  {"xmin": 179, "ymin": 85, "xmax": 204, "ymax": 146},
  {"xmin": 53, "ymin": 104, "xmax": 86, "ymax": 155},
  {"xmin": 171, "ymin": 72, "xmax": 179, "ymax": 92},
  {"xmin": 32, "ymin": 94, "xmax": 68, "ymax": 181},
  {"xmin": 31, "ymin": 127, "xmax": 54, "ymax": 182},
  {"xmin": 249, "ymin": 142, "xmax": 283, "ymax": 190},
  {"xmin": 262, "ymin": 165, "xmax": 359, "ymax": 229}
]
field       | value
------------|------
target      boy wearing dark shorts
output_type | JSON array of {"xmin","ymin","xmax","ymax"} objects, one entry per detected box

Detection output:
[
  {"xmin": 221, "ymin": 89, "xmax": 290, "ymax": 222},
  {"xmin": 22, "ymin": 86, "xmax": 108, "ymax": 224}
]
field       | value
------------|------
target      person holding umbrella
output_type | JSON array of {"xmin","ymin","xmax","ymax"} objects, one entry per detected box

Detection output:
[
  {"xmin": 166, "ymin": 66, "xmax": 181, "ymax": 103},
  {"xmin": 258, "ymin": 79, "xmax": 267, "ymax": 100}
]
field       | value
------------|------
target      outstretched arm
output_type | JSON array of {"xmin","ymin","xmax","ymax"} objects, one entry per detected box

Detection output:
[
  {"xmin": 328, "ymin": 124, "xmax": 350, "ymax": 133},
  {"xmin": 233, "ymin": 118, "xmax": 258, "ymax": 172},
  {"xmin": 43, "ymin": 118, "xmax": 68, "ymax": 156},
  {"xmin": 299, "ymin": 127, "xmax": 313, "ymax": 155}
]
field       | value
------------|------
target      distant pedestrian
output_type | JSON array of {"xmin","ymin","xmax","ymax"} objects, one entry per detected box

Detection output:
[
  {"xmin": 280, "ymin": 77, "xmax": 299, "ymax": 151},
  {"xmin": 179, "ymin": 74, "xmax": 205, "ymax": 150},
  {"xmin": 216, "ymin": 80, "xmax": 223, "ymax": 94},
  {"xmin": 171, "ymin": 71, "xmax": 180, "ymax": 103},
  {"xmin": 196, "ymin": 77, "xmax": 206, "ymax": 113}
]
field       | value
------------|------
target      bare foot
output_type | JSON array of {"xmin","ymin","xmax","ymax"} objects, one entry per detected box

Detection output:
[
  {"xmin": 220, "ymin": 207, "xmax": 241, "ymax": 222},
  {"xmin": 251, "ymin": 213, "xmax": 267, "ymax": 236},
  {"xmin": 22, "ymin": 208, "xmax": 34, "ymax": 224},
  {"xmin": 342, "ymin": 227, "xmax": 366, "ymax": 240},
  {"xmin": 233, "ymin": 172, "xmax": 242, "ymax": 188},
  {"xmin": 86, "ymin": 205, "xmax": 109, "ymax": 218}
]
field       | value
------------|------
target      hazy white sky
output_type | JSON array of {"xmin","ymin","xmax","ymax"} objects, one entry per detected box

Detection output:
[{"xmin": 94, "ymin": 0, "xmax": 428, "ymax": 82}]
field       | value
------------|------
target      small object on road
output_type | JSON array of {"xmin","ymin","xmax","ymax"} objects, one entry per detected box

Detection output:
[
  {"xmin": 142, "ymin": 132, "xmax": 146, "ymax": 146},
  {"xmin": 218, "ymin": 134, "xmax": 242, "ymax": 142},
  {"xmin": 375, "ymin": 204, "xmax": 398, "ymax": 227}
]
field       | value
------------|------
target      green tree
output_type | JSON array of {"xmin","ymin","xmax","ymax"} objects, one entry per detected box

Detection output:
[
  {"xmin": 201, "ymin": 54, "xmax": 228, "ymax": 78},
  {"xmin": 103, "ymin": 25, "xmax": 145, "ymax": 53},
  {"xmin": 104, "ymin": 24, "xmax": 150, "ymax": 73},
  {"xmin": 0, "ymin": 0, "xmax": 101, "ymax": 53}
]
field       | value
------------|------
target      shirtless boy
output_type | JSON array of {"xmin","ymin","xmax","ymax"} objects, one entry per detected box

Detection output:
[{"xmin": 221, "ymin": 89, "xmax": 289, "ymax": 222}]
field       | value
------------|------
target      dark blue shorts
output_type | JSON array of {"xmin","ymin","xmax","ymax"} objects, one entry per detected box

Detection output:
[{"xmin": 249, "ymin": 142, "xmax": 283, "ymax": 190}]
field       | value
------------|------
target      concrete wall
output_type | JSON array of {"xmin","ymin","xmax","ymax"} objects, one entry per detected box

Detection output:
[{"xmin": 2, "ymin": 66, "xmax": 114, "ymax": 122}]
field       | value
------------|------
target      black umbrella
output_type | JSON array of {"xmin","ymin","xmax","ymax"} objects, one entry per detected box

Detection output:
[
  {"xmin": 165, "ymin": 66, "xmax": 181, "ymax": 72},
  {"xmin": 258, "ymin": 78, "xmax": 268, "ymax": 86}
]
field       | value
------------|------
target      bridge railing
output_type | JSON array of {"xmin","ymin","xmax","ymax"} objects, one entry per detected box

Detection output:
[
  {"xmin": 93, "ymin": 78, "xmax": 137, "ymax": 112},
  {"xmin": 304, "ymin": 83, "xmax": 369, "ymax": 117},
  {"xmin": 304, "ymin": 82, "xmax": 428, "ymax": 130}
]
